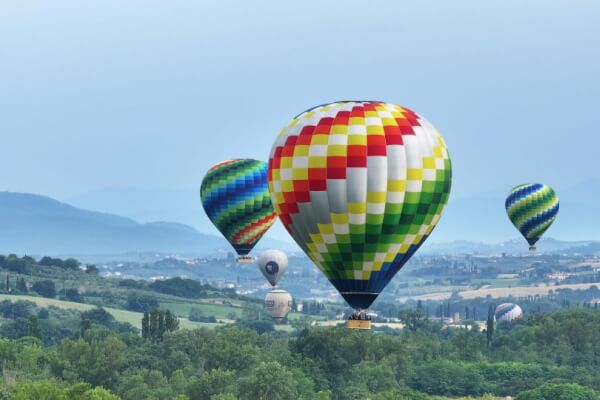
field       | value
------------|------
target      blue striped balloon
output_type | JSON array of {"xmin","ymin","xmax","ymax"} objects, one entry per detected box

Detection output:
[{"xmin": 505, "ymin": 183, "xmax": 559, "ymax": 251}]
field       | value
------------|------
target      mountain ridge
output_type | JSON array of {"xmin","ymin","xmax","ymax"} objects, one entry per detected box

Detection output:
[{"xmin": 0, "ymin": 192, "xmax": 295, "ymax": 256}]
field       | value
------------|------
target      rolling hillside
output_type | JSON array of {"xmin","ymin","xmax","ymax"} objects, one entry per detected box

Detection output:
[{"xmin": 0, "ymin": 192, "xmax": 294, "ymax": 256}]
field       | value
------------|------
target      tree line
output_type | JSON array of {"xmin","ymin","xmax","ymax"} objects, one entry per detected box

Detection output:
[{"xmin": 0, "ymin": 296, "xmax": 599, "ymax": 399}]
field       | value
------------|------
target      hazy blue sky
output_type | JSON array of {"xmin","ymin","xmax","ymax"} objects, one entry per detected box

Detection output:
[{"xmin": 1, "ymin": 1, "xmax": 599, "ymax": 241}]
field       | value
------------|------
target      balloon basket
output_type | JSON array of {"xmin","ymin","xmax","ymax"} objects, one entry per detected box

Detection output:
[
  {"xmin": 529, "ymin": 245, "xmax": 536, "ymax": 252},
  {"xmin": 236, "ymin": 255, "xmax": 255, "ymax": 264},
  {"xmin": 346, "ymin": 310, "xmax": 372, "ymax": 330},
  {"xmin": 346, "ymin": 319, "xmax": 372, "ymax": 330}
]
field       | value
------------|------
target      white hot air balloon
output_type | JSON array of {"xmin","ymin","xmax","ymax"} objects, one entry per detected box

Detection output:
[
  {"xmin": 257, "ymin": 250, "xmax": 288, "ymax": 287},
  {"xmin": 494, "ymin": 303, "xmax": 523, "ymax": 323},
  {"xmin": 264, "ymin": 289, "xmax": 292, "ymax": 323}
]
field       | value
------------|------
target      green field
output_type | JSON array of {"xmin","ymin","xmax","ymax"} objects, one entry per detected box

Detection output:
[
  {"xmin": 161, "ymin": 299, "xmax": 309, "ymax": 322},
  {"xmin": 0, "ymin": 294, "xmax": 219, "ymax": 330},
  {"xmin": 0, "ymin": 294, "xmax": 300, "ymax": 331},
  {"xmin": 161, "ymin": 301, "xmax": 243, "ymax": 320}
]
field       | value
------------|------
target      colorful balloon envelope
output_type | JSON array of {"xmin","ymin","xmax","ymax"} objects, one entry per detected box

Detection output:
[
  {"xmin": 494, "ymin": 303, "xmax": 523, "ymax": 323},
  {"xmin": 505, "ymin": 183, "xmax": 559, "ymax": 251},
  {"xmin": 268, "ymin": 101, "xmax": 452, "ymax": 310},
  {"xmin": 200, "ymin": 159, "xmax": 277, "ymax": 257}
]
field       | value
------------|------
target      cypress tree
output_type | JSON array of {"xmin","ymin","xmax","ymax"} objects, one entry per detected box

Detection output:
[
  {"xmin": 142, "ymin": 311, "xmax": 150, "ymax": 339},
  {"xmin": 27, "ymin": 316, "xmax": 41, "ymax": 339},
  {"xmin": 486, "ymin": 305, "xmax": 495, "ymax": 347},
  {"xmin": 158, "ymin": 310, "xmax": 166, "ymax": 338}
]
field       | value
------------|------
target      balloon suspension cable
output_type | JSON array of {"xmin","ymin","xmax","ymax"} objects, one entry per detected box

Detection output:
[{"xmin": 348, "ymin": 309, "xmax": 371, "ymax": 321}]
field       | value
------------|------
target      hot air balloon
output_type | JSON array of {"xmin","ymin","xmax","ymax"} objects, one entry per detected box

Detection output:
[
  {"xmin": 200, "ymin": 159, "xmax": 277, "ymax": 263},
  {"xmin": 257, "ymin": 249, "xmax": 288, "ymax": 287},
  {"xmin": 494, "ymin": 303, "xmax": 523, "ymax": 323},
  {"xmin": 267, "ymin": 101, "xmax": 452, "ymax": 327},
  {"xmin": 505, "ymin": 183, "xmax": 559, "ymax": 252},
  {"xmin": 264, "ymin": 289, "xmax": 292, "ymax": 323}
]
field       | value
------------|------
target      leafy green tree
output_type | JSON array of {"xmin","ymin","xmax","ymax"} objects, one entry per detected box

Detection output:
[
  {"xmin": 291, "ymin": 328, "xmax": 369, "ymax": 385},
  {"xmin": 81, "ymin": 307, "xmax": 115, "ymax": 326},
  {"xmin": 125, "ymin": 293, "xmax": 159, "ymax": 312},
  {"xmin": 187, "ymin": 369, "xmax": 237, "ymax": 400},
  {"xmin": 238, "ymin": 361, "xmax": 301, "ymax": 400},
  {"xmin": 189, "ymin": 308, "xmax": 217, "ymax": 323},
  {"xmin": 170, "ymin": 369, "xmax": 187, "ymax": 396},
  {"xmin": 10, "ymin": 380, "xmax": 68, "ymax": 400},
  {"xmin": 116, "ymin": 369, "xmax": 171, "ymax": 400},
  {"xmin": 63, "ymin": 258, "xmax": 81, "ymax": 270},
  {"xmin": 199, "ymin": 327, "xmax": 263, "ymax": 372},
  {"xmin": 32, "ymin": 280, "xmax": 56, "ymax": 298},
  {"xmin": 80, "ymin": 319, "xmax": 92, "ymax": 337},
  {"xmin": 516, "ymin": 383, "xmax": 598, "ymax": 400},
  {"xmin": 37, "ymin": 308, "xmax": 50, "ymax": 319},
  {"xmin": 65, "ymin": 288, "xmax": 84, "ymax": 302},
  {"xmin": 27, "ymin": 315, "xmax": 42, "ymax": 339},
  {"xmin": 211, "ymin": 394, "xmax": 237, "ymax": 400},
  {"xmin": 115, "ymin": 372, "xmax": 152, "ymax": 400},
  {"xmin": 77, "ymin": 386, "xmax": 119, "ymax": 400},
  {"xmin": 16, "ymin": 277, "xmax": 28, "ymax": 293},
  {"xmin": 314, "ymin": 390, "xmax": 333, "ymax": 400},
  {"xmin": 49, "ymin": 335, "xmax": 127, "ymax": 388},
  {"xmin": 398, "ymin": 308, "xmax": 425, "ymax": 331},
  {"xmin": 348, "ymin": 361, "xmax": 399, "ymax": 394},
  {"xmin": 39, "ymin": 256, "xmax": 61, "ymax": 267},
  {"xmin": 0, "ymin": 300, "xmax": 34, "ymax": 319},
  {"xmin": 13, "ymin": 340, "xmax": 45, "ymax": 378},
  {"xmin": 6, "ymin": 255, "xmax": 27, "ymax": 273},
  {"xmin": 10, "ymin": 380, "xmax": 119, "ymax": 400},
  {"xmin": 236, "ymin": 319, "xmax": 274, "ymax": 334},
  {"xmin": 150, "ymin": 277, "xmax": 210, "ymax": 298},
  {"xmin": 409, "ymin": 360, "xmax": 485, "ymax": 397},
  {"xmin": 85, "ymin": 264, "xmax": 99, "ymax": 274}
]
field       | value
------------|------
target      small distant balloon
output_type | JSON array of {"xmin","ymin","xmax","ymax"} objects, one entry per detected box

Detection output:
[
  {"xmin": 264, "ymin": 289, "xmax": 292, "ymax": 323},
  {"xmin": 494, "ymin": 303, "xmax": 523, "ymax": 323},
  {"xmin": 505, "ymin": 183, "xmax": 559, "ymax": 251},
  {"xmin": 257, "ymin": 250, "xmax": 288, "ymax": 287},
  {"xmin": 200, "ymin": 159, "xmax": 276, "ymax": 259}
]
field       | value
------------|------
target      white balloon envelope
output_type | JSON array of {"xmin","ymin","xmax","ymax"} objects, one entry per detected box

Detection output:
[
  {"xmin": 494, "ymin": 303, "xmax": 523, "ymax": 323},
  {"xmin": 257, "ymin": 249, "xmax": 288, "ymax": 287},
  {"xmin": 264, "ymin": 289, "xmax": 292, "ymax": 322}
]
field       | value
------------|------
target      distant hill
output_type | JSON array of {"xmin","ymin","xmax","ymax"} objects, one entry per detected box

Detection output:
[
  {"xmin": 0, "ymin": 192, "xmax": 295, "ymax": 256},
  {"xmin": 422, "ymin": 237, "xmax": 600, "ymax": 255},
  {"xmin": 67, "ymin": 180, "xmax": 600, "ymax": 246}
]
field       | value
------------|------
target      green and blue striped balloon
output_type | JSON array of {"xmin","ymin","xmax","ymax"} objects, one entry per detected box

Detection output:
[
  {"xmin": 505, "ymin": 183, "xmax": 559, "ymax": 251},
  {"xmin": 200, "ymin": 159, "xmax": 276, "ymax": 256}
]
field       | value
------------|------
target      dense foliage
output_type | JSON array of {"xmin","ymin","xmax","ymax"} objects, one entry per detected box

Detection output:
[
  {"xmin": 0, "ymin": 300, "xmax": 598, "ymax": 399},
  {"xmin": 0, "ymin": 254, "xmax": 599, "ymax": 399}
]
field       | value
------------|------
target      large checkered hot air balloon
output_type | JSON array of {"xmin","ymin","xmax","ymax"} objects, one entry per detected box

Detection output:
[
  {"xmin": 200, "ymin": 159, "xmax": 277, "ymax": 262},
  {"xmin": 505, "ymin": 183, "xmax": 559, "ymax": 252},
  {"xmin": 268, "ymin": 101, "xmax": 452, "ymax": 315}
]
